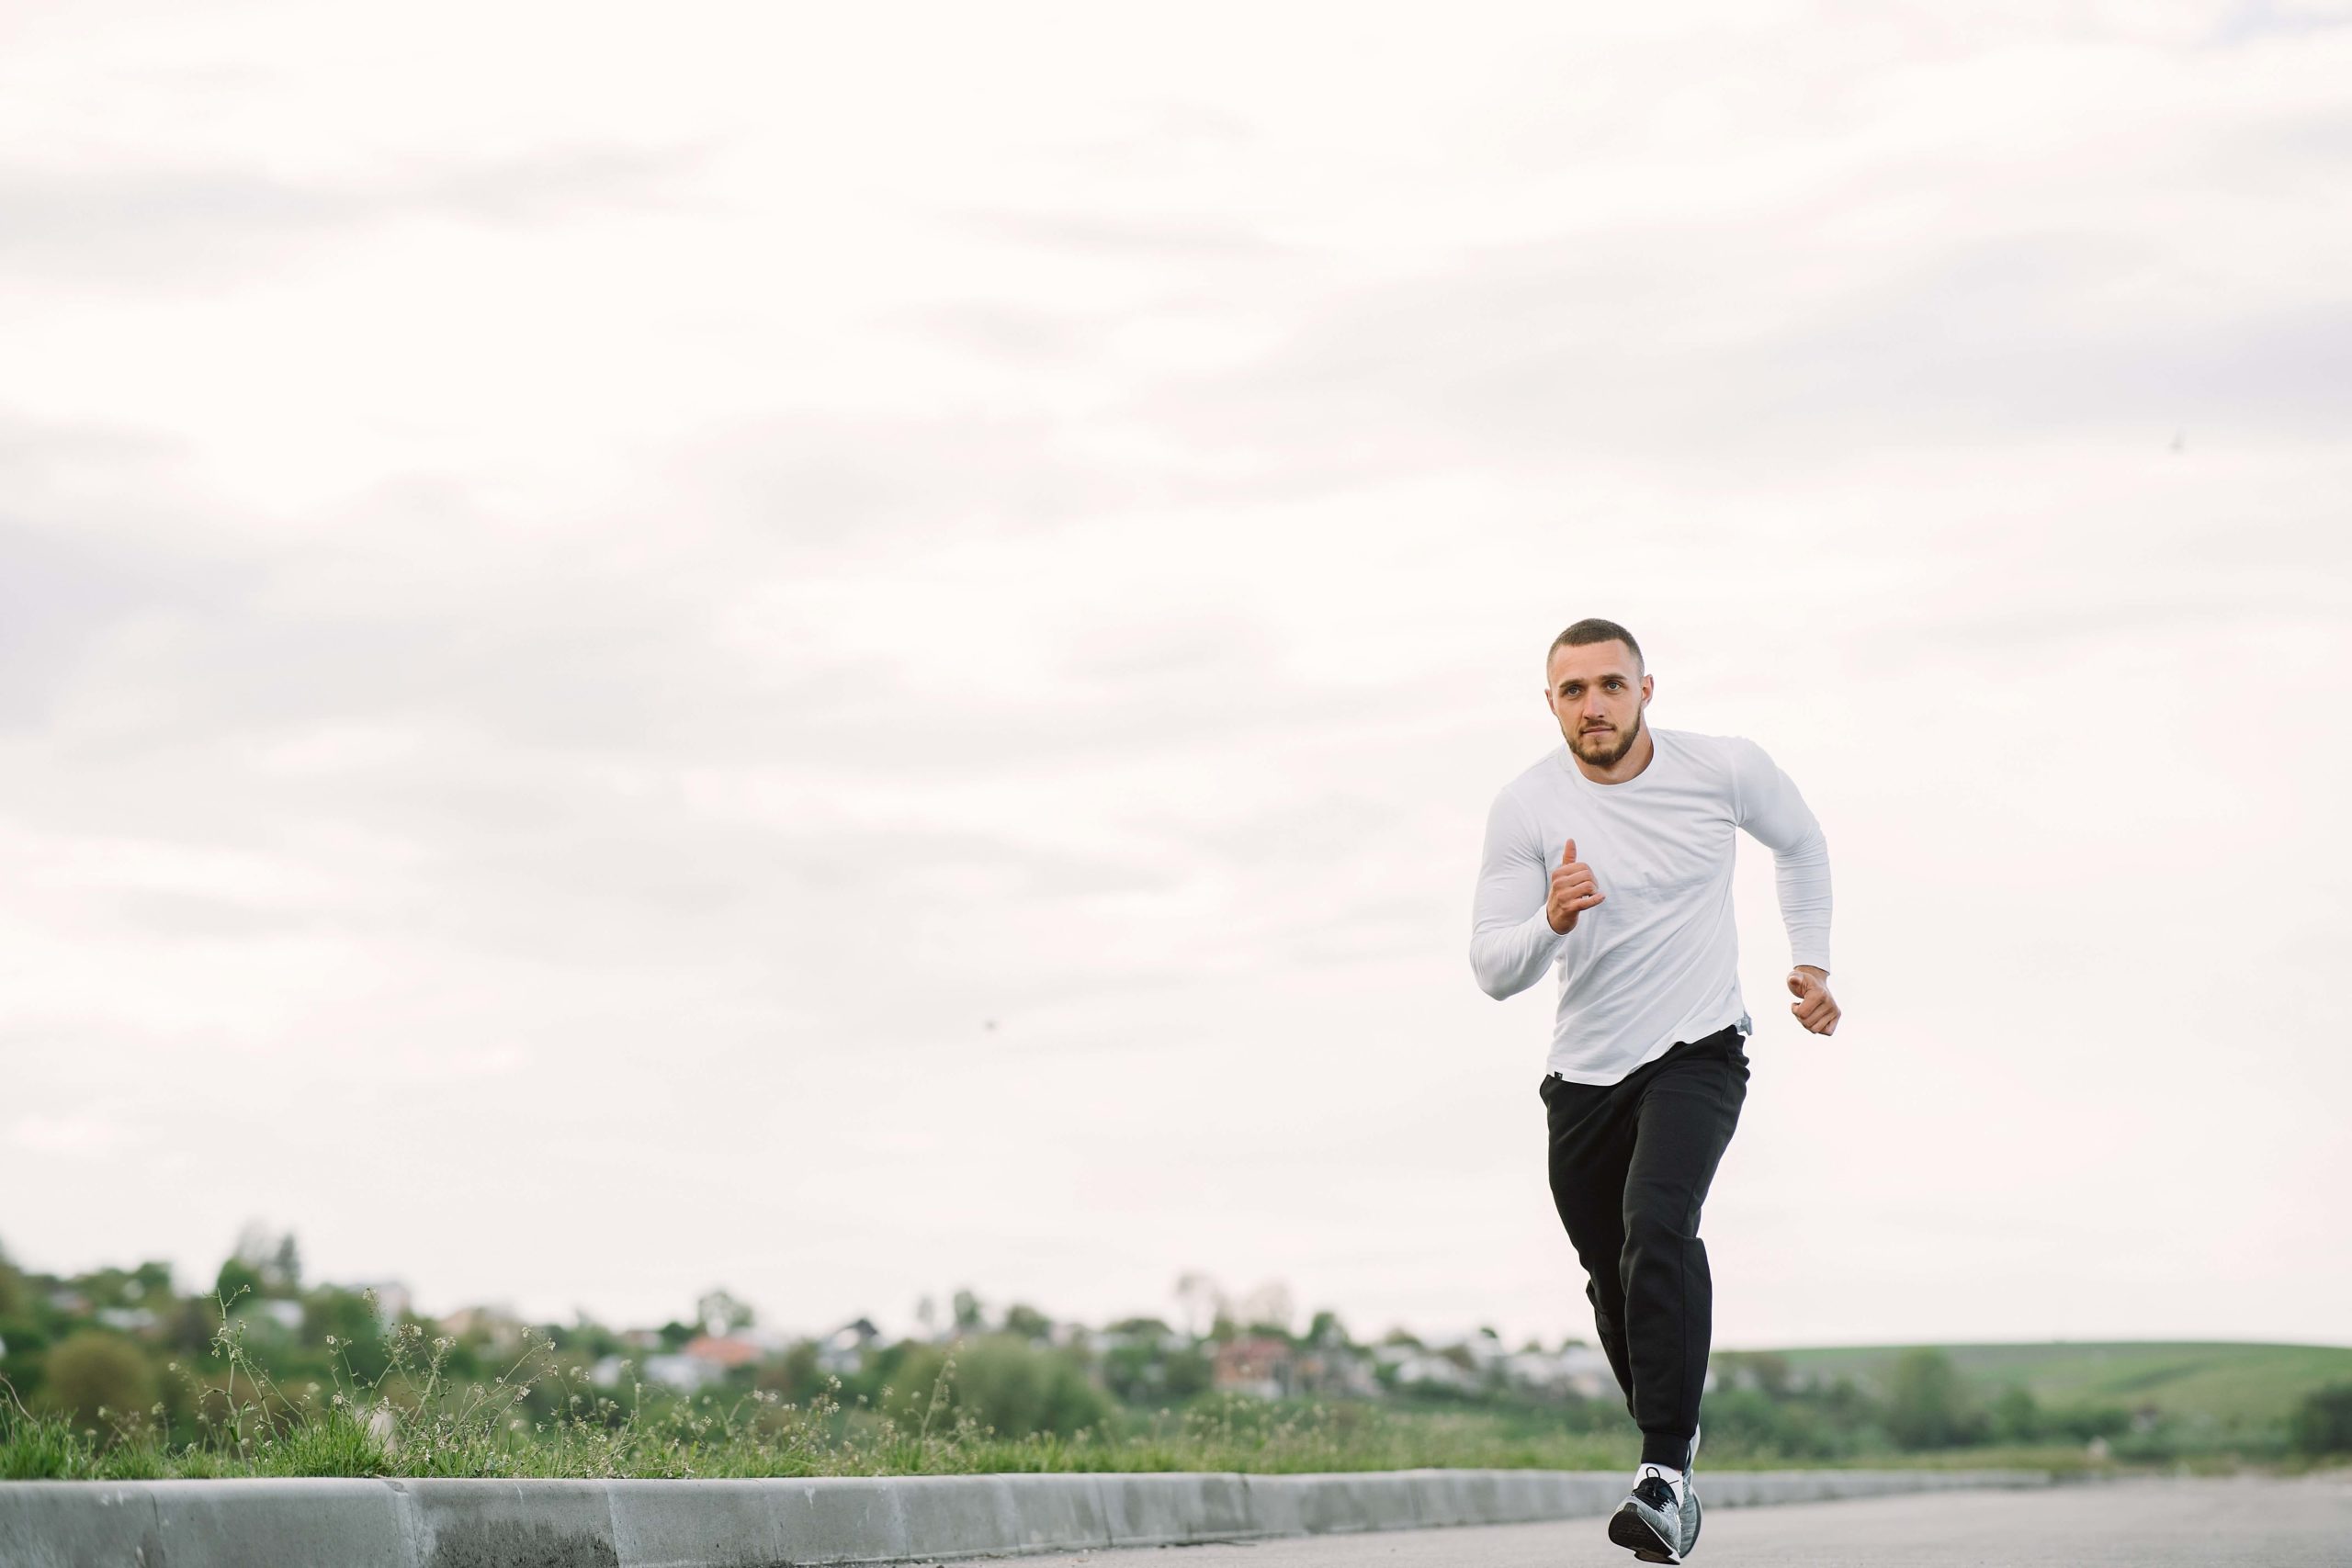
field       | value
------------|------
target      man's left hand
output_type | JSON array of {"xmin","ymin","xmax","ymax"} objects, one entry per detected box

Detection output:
[{"xmin": 1788, "ymin": 966, "xmax": 1839, "ymax": 1035}]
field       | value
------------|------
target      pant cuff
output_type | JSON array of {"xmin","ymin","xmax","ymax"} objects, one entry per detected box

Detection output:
[{"xmin": 1639, "ymin": 1431, "xmax": 1694, "ymax": 1468}]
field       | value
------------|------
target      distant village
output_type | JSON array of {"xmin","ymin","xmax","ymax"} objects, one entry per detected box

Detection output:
[
  {"xmin": 407, "ymin": 1286, "xmax": 1680, "ymax": 1405},
  {"xmin": 0, "ymin": 1234, "xmax": 1800, "ymax": 1414}
]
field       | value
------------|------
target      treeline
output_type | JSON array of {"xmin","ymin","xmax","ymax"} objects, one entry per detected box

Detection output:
[{"xmin": 5, "ymin": 1235, "xmax": 2349, "ymax": 1474}]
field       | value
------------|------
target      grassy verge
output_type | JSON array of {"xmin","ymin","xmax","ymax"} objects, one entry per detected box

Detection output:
[{"xmin": 0, "ymin": 1293, "xmax": 2314, "ymax": 1483}]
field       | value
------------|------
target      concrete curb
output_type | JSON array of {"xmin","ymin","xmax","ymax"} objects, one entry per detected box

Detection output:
[{"xmin": 0, "ymin": 1466, "xmax": 2056, "ymax": 1566}]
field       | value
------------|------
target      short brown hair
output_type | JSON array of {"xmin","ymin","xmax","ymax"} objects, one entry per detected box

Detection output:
[{"xmin": 1547, "ymin": 618, "xmax": 1645, "ymax": 675}]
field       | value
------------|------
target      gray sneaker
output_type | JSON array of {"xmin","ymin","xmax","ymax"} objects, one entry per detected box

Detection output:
[
  {"xmin": 1607, "ymin": 1468, "xmax": 1683, "ymax": 1563},
  {"xmin": 1679, "ymin": 1425, "xmax": 1702, "ymax": 1555}
]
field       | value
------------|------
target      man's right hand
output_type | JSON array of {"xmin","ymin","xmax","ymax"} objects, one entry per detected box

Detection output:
[{"xmin": 1547, "ymin": 838, "xmax": 1604, "ymax": 933}]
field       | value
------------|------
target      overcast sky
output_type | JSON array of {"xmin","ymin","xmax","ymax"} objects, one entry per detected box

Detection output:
[{"xmin": 3, "ymin": 0, "xmax": 2347, "ymax": 1353}]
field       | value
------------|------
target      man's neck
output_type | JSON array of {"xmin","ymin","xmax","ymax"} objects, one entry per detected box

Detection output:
[{"xmin": 1571, "ymin": 723, "xmax": 1656, "ymax": 785}]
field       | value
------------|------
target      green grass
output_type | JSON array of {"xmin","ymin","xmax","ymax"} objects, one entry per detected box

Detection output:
[
  {"xmin": 0, "ymin": 1390, "xmax": 2106, "ymax": 1483},
  {"xmin": 8, "ymin": 1303, "xmax": 2343, "ymax": 1484},
  {"xmin": 1765, "ymin": 1341, "xmax": 2352, "ymax": 1427}
]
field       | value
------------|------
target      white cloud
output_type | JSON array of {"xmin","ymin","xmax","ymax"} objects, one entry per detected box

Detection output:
[{"xmin": 0, "ymin": 0, "xmax": 2345, "ymax": 1350}]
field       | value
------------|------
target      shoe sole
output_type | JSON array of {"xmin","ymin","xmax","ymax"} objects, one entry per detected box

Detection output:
[{"xmin": 1608, "ymin": 1502, "xmax": 1679, "ymax": 1563}]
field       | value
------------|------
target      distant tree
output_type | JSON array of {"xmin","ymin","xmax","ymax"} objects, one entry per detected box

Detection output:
[
  {"xmin": 219, "ymin": 1223, "xmax": 300, "ymax": 1298},
  {"xmin": 695, "ymin": 1289, "xmax": 753, "ymax": 1337},
  {"xmin": 1230, "ymin": 1280, "xmax": 1293, "ymax": 1336},
  {"xmin": 1161, "ymin": 1346, "xmax": 1213, "ymax": 1400},
  {"xmin": 1106, "ymin": 1316, "xmax": 1173, "ymax": 1339},
  {"xmin": 1749, "ymin": 1352, "xmax": 1793, "ymax": 1397},
  {"xmin": 755, "ymin": 1341, "xmax": 825, "ymax": 1406},
  {"xmin": 1885, "ymin": 1348, "xmax": 1985, "ymax": 1450},
  {"xmin": 883, "ymin": 1334, "xmax": 1111, "ymax": 1438},
  {"xmin": 163, "ymin": 1296, "xmax": 217, "ymax": 1354},
  {"xmin": 2290, "ymin": 1382, "xmax": 2352, "ymax": 1455},
  {"xmin": 0, "ymin": 1243, "xmax": 21, "ymax": 1319},
  {"xmin": 40, "ymin": 1331, "xmax": 159, "ymax": 1429},
  {"xmin": 1001, "ymin": 1303, "xmax": 1053, "ymax": 1342},
  {"xmin": 1306, "ymin": 1310, "xmax": 1351, "ymax": 1349},
  {"xmin": 1172, "ymin": 1272, "xmax": 1222, "ymax": 1340},
  {"xmin": 302, "ymin": 1288, "xmax": 391, "ymax": 1382},
  {"xmin": 1991, "ymin": 1383, "xmax": 2041, "ymax": 1443},
  {"xmin": 952, "ymin": 1289, "xmax": 988, "ymax": 1334},
  {"xmin": 267, "ymin": 1235, "xmax": 302, "ymax": 1295},
  {"xmin": 214, "ymin": 1257, "xmax": 264, "ymax": 1309},
  {"xmin": 1099, "ymin": 1338, "xmax": 1160, "ymax": 1403}
]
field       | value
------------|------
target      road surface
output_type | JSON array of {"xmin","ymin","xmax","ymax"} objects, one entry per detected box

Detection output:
[{"xmin": 1016, "ymin": 1473, "xmax": 2350, "ymax": 1567}]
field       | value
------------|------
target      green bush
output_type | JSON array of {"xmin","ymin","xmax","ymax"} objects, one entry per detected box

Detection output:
[
  {"xmin": 39, "ymin": 1331, "xmax": 159, "ymax": 1431},
  {"xmin": 1883, "ymin": 1348, "xmax": 1988, "ymax": 1450},
  {"xmin": 2290, "ymin": 1382, "xmax": 2352, "ymax": 1455},
  {"xmin": 948, "ymin": 1336, "xmax": 1114, "ymax": 1438}
]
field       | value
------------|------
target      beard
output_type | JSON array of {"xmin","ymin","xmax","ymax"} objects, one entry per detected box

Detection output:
[{"xmin": 1570, "ymin": 710, "xmax": 1644, "ymax": 767}]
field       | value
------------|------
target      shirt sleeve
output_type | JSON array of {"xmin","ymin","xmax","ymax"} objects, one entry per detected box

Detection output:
[
  {"xmin": 1469, "ymin": 787, "xmax": 1571, "ymax": 999},
  {"xmin": 1729, "ymin": 737, "xmax": 1833, "ymax": 973}
]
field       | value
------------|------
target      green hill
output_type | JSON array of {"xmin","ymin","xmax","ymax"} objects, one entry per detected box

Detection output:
[{"xmin": 1749, "ymin": 1340, "xmax": 2352, "ymax": 1427}]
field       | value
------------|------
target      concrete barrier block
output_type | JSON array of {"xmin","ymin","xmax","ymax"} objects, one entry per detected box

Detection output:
[
  {"xmin": 394, "ymin": 1477, "xmax": 619, "ymax": 1568},
  {"xmin": 1286, "ymin": 1472, "xmax": 1420, "ymax": 1534},
  {"xmin": 0, "ymin": 1482, "xmax": 163, "ymax": 1568},
  {"xmin": 141, "ymin": 1478, "xmax": 411, "ymax": 1568},
  {"xmin": 1406, "ymin": 1469, "xmax": 1491, "ymax": 1529},
  {"xmin": 1094, "ymin": 1472, "xmax": 1253, "ymax": 1547},
  {"xmin": 605, "ymin": 1479, "xmax": 794, "ymax": 1568},
  {"xmin": 986, "ymin": 1472, "xmax": 1106, "ymax": 1554},
  {"xmin": 1233, "ymin": 1472, "xmax": 1305, "ymax": 1538},
  {"xmin": 884, "ymin": 1475, "xmax": 1015, "ymax": 1562},
  {"xmin": 774, "ymin": 1473, "xmax": 948, "ymax": 1563}
]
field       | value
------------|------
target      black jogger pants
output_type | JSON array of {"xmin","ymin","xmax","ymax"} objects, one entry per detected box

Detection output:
[{"xmin": 1539, "ymin": 1021, "xmax": 1749, "ymax": 1468}]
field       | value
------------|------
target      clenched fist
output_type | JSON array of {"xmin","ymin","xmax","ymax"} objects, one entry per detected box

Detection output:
[
  {"xmin": 1788, "ymin": 966, "xmax": 1839, "ymax": 1035},
  {"xmin": 1547, "ymin": 838, "xmax": 1605, "ymax": 934}
]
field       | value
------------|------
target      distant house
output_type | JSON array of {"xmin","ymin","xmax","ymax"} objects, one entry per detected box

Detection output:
[
  {"xmin": 643, "ymin": 1353, "xmax": 728, "ymax": 1393},
  {"xmin": 684, "ymin": 1334, "xmax": 762, "ymax": 1371},
  {"xmin": 740, "ymin": 1325, "xmax": 797, "ymax": 1355},
  {"xmin": 1292, "ymin": 1348, "xmax": 1380, "ymax": 1399},
  {"xmin": 818, "ymin": 1318, "xmax": 881, "ymax": 1376},
  {"xmin": 1388, "ymin": 1352, "xmax": 1477, "ymax": 1393},
  {"xmin": 254, "ymin": 1299, "xmax": 305, "ymax": 1335},
  {"xmin": 1503, "ymin": 1345, "xmax": 1617, "ymax": 1400},
  {"xmin": 1211, "ymin": 1336, "xmax": 1294, "ymax": 1399},
  {"xmin": 438, "ymin": 1304, "xmax": 526, "ymax": 1353}
]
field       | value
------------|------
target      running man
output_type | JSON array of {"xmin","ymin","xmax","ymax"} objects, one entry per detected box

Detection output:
[{"xmin": 1468, "ymin": 617, "xmax": 1838, "ymax": 1564}]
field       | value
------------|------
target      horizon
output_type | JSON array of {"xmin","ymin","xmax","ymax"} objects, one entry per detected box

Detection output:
[{"xmin": 8, "ymin": 1234, "xmax": 2348, "ymax": 1357}]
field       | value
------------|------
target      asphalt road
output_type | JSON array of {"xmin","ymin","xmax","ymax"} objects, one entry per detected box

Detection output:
[{"xmin": 1019, "ymin": 1474, "xmax": 2352, "ymax": 1567}]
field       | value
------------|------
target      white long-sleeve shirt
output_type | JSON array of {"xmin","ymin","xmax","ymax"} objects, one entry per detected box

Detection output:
[{"xmin": 1469, "ymin": 726, "xmax": 1831, "ymax": 1085}]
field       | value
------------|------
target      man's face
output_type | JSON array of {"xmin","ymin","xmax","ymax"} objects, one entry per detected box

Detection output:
[{"xmin": 1545, "ymin": 641, "xmax": 1652, "ymax": 767}]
